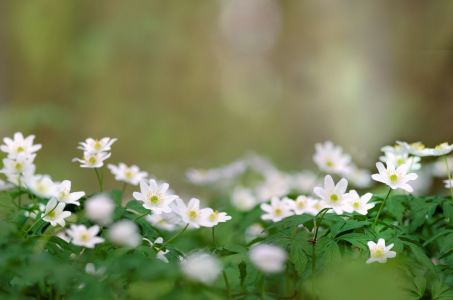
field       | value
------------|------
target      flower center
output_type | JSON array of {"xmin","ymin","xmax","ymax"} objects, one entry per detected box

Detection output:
[
  {"xmin": 81, "ymin": 234, "xmax": 89, "ymax": 241},
  {"xmin": 397, "ymin": 159, "xmax": 404, "ymax": 165},
  {"xmin": 15, "ymin": 163, "xmax": 22, "ymax": 171},
  {"xmin": 17, "ymin": 146, "xmax": 24, "ymax": 152},
  {"xmin": 353, "ymin": 202, "xmax": 360, "ymax": 209},
  {"xmin": 371, "ymin": 245, "xmax": 385, "ymax": 257},
  {"xmin": 89, "ymin": 157, "xmax": 97, "ymax": 164},
  {"xmin": 94, "ymin": 140, "xmax": 102, "ymax": 150},
  {"xmin": 330, "ymin": 194, "xmax": 338, "ymax": 202},
  {"xmin": 209, "ymin": 211, "xmax": 219, "ymax": 222},
  {"xmin": 389, "ymin": 174, "xmax": 398, "ymax": 182},
  {"xmin": 298, "ymin": 201, "xmax": 304, "ymax": 208},
  {"xmin": 150, "ymin": 195, "xmax": 159, "ymax": 204},
  {"xmin": 275, "ymin": 208, "xmax": 282, "ymax": 215},
  {"xmin": 410, "ymin": 143, "xmax": 425, "ymax": 151},
  {"xmin": 326, "ymin": 161, "xmax": 333, "ymax": 167},
  {"xmin": 314, "ymin": 203, "xmax": 321, "ymax": 210},
  {"xmin": 393, "ymin": 145, "xmax": 402, "ymax": 150},
  {"xmin": 189, "ymin": 210, "xmax": 197, "ymax": 219},
  {"xmin": 48, "ymin": 211, "xmax": 56, "ymax": 218},
  {"xmin": 125, "ymin": 171, "xmax": 132, "ymax": 178},
  {"xmin": 435, "ymin": 142, "xmax": 449, "ymax": 150}
]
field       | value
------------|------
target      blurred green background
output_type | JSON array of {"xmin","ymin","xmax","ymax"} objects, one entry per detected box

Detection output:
[{"xmin": 1, "ymin": 0, "xmax": 453, "ymax": 194}]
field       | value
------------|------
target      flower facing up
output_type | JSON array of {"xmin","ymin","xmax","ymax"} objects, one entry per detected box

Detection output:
[
  {"xmin": 1, "ymin": 132, "xmax": 42, "ymax": 159},
  {"xmin": 107, "ymin": 163, "xmax": 148, "ymax": 185},
  {"xmin": 0, "ymin": 152, "xmax": 36, "ymax": 175},
  {"xmin": 133, "ymin": 179, "xmax": 179, "ymax": 214},
  {"xmin": 396, "ymin": 141, "xmax": 431, "ymax": 157},
  {"xmin": 42, "ymin": 198, "xmax": 71, "ymax": 227},
  {"xmin": 286, "ymin": 195, "xmax": 319, "ymax": 216},
  {"xmin": 180, "ymin": 252, "xmax": 222, "ymax": 285},
  {"xmin": 203, "ymin": 208, "xmax": 232, "ymax": 227},
  {"xmin": 380, "ymin": 152, "xmax": 421, "ymax": 171},
  {"xmin": 143, "ymin": 237, "xmax": 169, "ymax": 263},
  {"xmin": 366, "ymin": 239, "xmax": 396, "ymax": 264},
  {"xmin": 313, "ymin": 175, "xmax": 354, "ymax": 215},
  {"xmin": 313, "ymin": 141, "xmax": 351, "ymax": 174},
  {"xmin": 431, "ymin": 142, "xmax": 453, "ymax": 156},
  {"xmin": 26, "ymin": 175, "xmax": 56, "ymax": 199},
  {"xmin": 260, "ymin": 196, "xmax": 294, "ymax": 222},
  {"xmin": 371, "ymin": 162, "xmax": 418, "ymax": 192},
  {"xmin": 186, "ymin": 168, "xmax": 220, "ymax": 185},
  {"xmin": 249, "ymin": 244, "xmax": 287, "ymax": 273},
  {"xmin": 72, "ymin": 151, "xmax": 111, "ymax": 168},
  {"xmin": 66, "ymin": 224, "xmax": 105, "ymax": 248},
  {"xmin": 348, "ymin": 190, "xmax": 375, "ymax": 215},
  {"xmin": 173, "ymin": 198, "xmax": 211, "ymax": 228},
  {"xmin": 108, "ymin": 220, "xmax": 142, "ymax": 248},
  {"xmin": 84, "ymin": 194, "xmax": 116, "ymax": 225},
  {"xmin": 78, "ymin": 137, "xmax": 117, "ymax": 153},
  {"xmin": 54, "ymin": 180, "xmax": 85, "ymax": 206},
  {"xmin": 231, "ymin": 187, "xmax": 257, "ymax": 211}
]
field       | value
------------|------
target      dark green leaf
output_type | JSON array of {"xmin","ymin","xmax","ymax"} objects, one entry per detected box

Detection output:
[
  {"xmin": 262, "ymin": 215, "xmax": 313, "ymax": 232},
  {"xmin": 387, "ymin": 197, "xmax": 406, "ymax": 224},
  {"xmin": 110, "ymin": 190, "xmax": 123, "ymax": 206},
  {"xmin": 413, "ymin": 276, "xmax": 426, "ymax": 297},
  {"xmin": 291, "ymin": 236, "xmax": 308, "ymax": 276},
  {"xmin": 423, "ymin": 230, "xmax": 453, "ymax": 247},
  {"xmin": 238, "ymin": 262, "xmax": 247, "ymax": 286},
  {"xmin": 404, "ymin": 242, "xmax": 437, "ymax": 276},
  {"xmin": 322, "ymin": 241, "xmax": 341, "ymax": 267}
]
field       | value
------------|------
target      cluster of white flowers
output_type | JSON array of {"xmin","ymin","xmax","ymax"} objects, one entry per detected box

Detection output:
[
  {"xmin": 72, "ymin": 137, "xmax": 116, "ymax": 168},
  {"xmin": 107, "ymin": 163, "xmax": 148, "ymax": 186}
]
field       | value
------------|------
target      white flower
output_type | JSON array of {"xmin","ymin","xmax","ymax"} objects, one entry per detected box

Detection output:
[
  {"xmin": 0, "ymin": 152, "xmax": 36, "ymax": 175},
  {"xmin": 249, "ymin": 244, "xmax": 287, "ymax": 273},
  {"xmin": 260, "ymin": 196, "xmax": 294, "ymax": 222},
  {"xmin": 289, "ymin": 170, "xmax": 320, "ymax": 194},
  {"xmin": 366, "ymin": 239, "xmax": 396, "ymax": 264},
  {"xmin": 84, "ymin": 194, "xmax": 116, "ymax": 225},
  {"xmin": 42, "ymin": 198, "xmax": 71, "ymax": 227},
  {"xmin": 371, "ymin": 162, "xmax": 418, "ymax": 192},
  {"xmin": 231, "ymin": 188, "xmax": 257, "ymax": 211},
  {"xmin": 313, "ymin": 141, "xmax": 351, "ymax": 174},
  {"xmin": 286, "ymin": 195, "xmax": 319, "ymax": 216},
  {"xmin": 66, "ymin": 224, "xmax": 105, "ymax": 248},
  {"xmin": 245, "ymin": 223, "xmax": 268, "ymax": 243},
  {"xmin": 444, "ymin": 179, "xmax": 453, "ymax": 189},
  {"xmin": 107, "ymin": 163, "xmax": 148, "ymax": 185},
  {"xmin": 348, "ymin": 190, "xmax": 375, "ymax": 215},
  {"xmin": 219, "ymin": 159, "xmax": 247, "ymax": 179},
  {"xmin": 256, "ymin": 172, "xmax": 291, "ymax": 202},
  {"xmin": 203, "ymin": 208, "xmax": 232, "ymax": 227},
  {"xmin": 5, "ymin": 164, "xmax": 35, "ymax": 187},
  {"xmin": 0, "ymin": 179, "xmax": 14, "ymax": 191},
  {"xmin": 78, "ymin": 137, "xmax": 117, "ymax": 153},
  {"xmin": 312, "ymin": 199, "xmax": 329, "ymax": 214},
  {"xmin": 180, "ymin": 252, "xmax": 221, "ymax": 285},
  {"xmin": 85, "ymin": 263, "xmax": 107, "ymax": 280},
  {"xmin": 108, "ymin": 220, "xmax": 141, "ymax": 248},
  {"xmin": 431, "ymin": 142, "xmax": 453, "ymax": 156},
  {"xmin": 173, "ymin": 198, "xmax": 211, "ymax": 229},
  {"xmin": 24, "ymin": 203, "xmax": 45, "ymax": 220},
  {"xmin": 132, "ymin": 180, "xmax": 179, "ymax": 214},
  {"xmin": 143, "ymin": 237, "xmax": 169, "ymax": 263},
  {"xmin": 72, "ymin": 151, "xmax": 111, "ymax": 168},
  {"xmin": 342, "ymin": 164, "xmax": 373, "ymax": 188},
  {"xmin": 380, "ymin": 152, "xmax": 421, "ymax": 171},
  {"xmin": 396, "ymin": 141, "xmax": 432, "ymax": 157},
  {"xmin": 380, "ymin": 144, "xmax": 407, "ymax": 155},
  {"xmin": 313, "ymin": 175, "xmax": 354, "ymax": 215},
  {"xmin": 56, "ymin": 230, "xmax": 71, "ymax": 243},
  {"xmin": 145, "ymin": 212, "xmax": 180, "ymax": 231},
  {"xmin": 245, "ymin": 152, "xmax": 278, "ymax": 175},
  {"xmin": 0, "ymin": 132, "xmax": 42, "ymax": 159},
  {"xmin": 26, "ymin": 175, "xmax": 57, "ymax": 199},
  {"xmin": 54, "ymin": 180, "xmax": 85, "ymax": 206},
  {"xmin": 186, "ymin": 168, "xmax": 220, "ymax": 185}
]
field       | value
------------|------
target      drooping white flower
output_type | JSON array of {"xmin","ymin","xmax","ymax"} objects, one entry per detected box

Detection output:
[
  {"xmin": 371, "ymin": 162, "xmax": 418, "ymax": 192},
  {"xmin": 380, "ymin": 144, "xmax": 407, "ymax": 155},
  {"xmin": 78, "ymin": 137, "xmax": 117, "ymax": 153},
  {"xmin": 380, "ymin": 152, "xmax": 421, "ymax": 171},
  {"xmin": 143, "ymin": 237, "xmax": 169, "ymax": 263},
  {"xmin": 249, "ymin": 244, "xmax": 287, "ymax": 273},
  {"xmin": 203, "ymin": 208, "xmax": 232, "ymax": 227},
  {"xmin": 231, "ymin": 187, "xmax": 257, "ymax": 211},
  {"xmin": 260, "ymin": 196, "xmax": 294, "ymax": 222},
  {"xmin": 0, "ymin": 179, "xmax": 14, "ymax": 191},
  {"xmin": 366, "ymin": 239, "xmax": 396, "ymax": 264},
  {"xmin": 145, "ymin": 212, "xmax": 180, "ymax": 231},
  {"xmin": 431, "ymin": 142, "xmax": 453, "ymax": 156},
  {"xmin": 180, "ymin": 252, "xmax": 222, "ymax": 285},
  {"xmin": 286, "ymin": 195, "xmax": 319, "ymax": 216},
  {"xmin": 107, "ymin": 163, "xmax": 148, "ymax": 185},
  {"xmin": 84, "ymin": 194, "xmax": 116, "ymax": 225},
  {"xmin": 0, "ymin": 152, "xmax": 36, "ymax": 175},
  {"xmin": 26, "ymin": 174, "xmax": 57, "ymax": 199},
  {"xmin": 42, "ymin": 198, "xmax": 71, "ymax": 227},
  {"xmin": 108, "ymin": 220, "xmax": 141, "ymax": 248},
  {"xmin": 24, "ymin": 203, "xmax": 45, "ymax": 220},
  {"xmin": 245, "ymin": 223, "xmax": 268, "ymax": 243},
  {"xmin": 0, "ymin": 132, "xmax": 42, "ymax": 159},
  {"xmin": 255, "ymin": 172, "xmax": 291, "ymax": 203},
  {"xmin": 53, "ymin": 180, "xmax": 85, "ymax": 206},
  {"xmin": 72, "ymin": 151, "xmax": 111, "ymax": 168},
  {"xmin": 132, "ymin": 180, "xmax": 179, "ymax": 214},
  {"xmin": 313, "ymin": 141, "xmax": 351, "ymax": 174},
  {"xmin": 396, "ymin": 141, "xmax": 432, "ymax": 157},
  {"xmin": 66, "ymin": 224, "xmax": 105, "ymax": 248},
  {"xmin": 186, "ymin": 168, "xmax": 220, "ymax": 185},
  {"xmin": 348, "ymin": 190, "xmax": 375, "ymax": 215},
  {"xmin": 173, "ymin": 198, "xmax": 211, "ymax": 229},
  {"xmin": 313, "ymin": 175, "xmax": 354, "ymax": 215},
  {"xmin": 342, "ymin": 164, "xmax": 373, "ymax": 188}
]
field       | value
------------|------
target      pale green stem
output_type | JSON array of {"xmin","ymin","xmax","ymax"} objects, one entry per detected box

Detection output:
[
  {"xmin": 23, "ymin": 203, "xmax": 58, "ymax": 237},
  {"xmin": 372, "ymin": 188, "xmax": 392, "ymax": 230},
  {"xmin": 133, "ymin": 209, "xmax": 151, "ymax": 222},
  {"xmin": 444, "ymin": 154, "xmax": 453, "ymax": 200},
  {"xmin": 18, "ymin": 174, "xmax": 22, "ymax": 206},
  {"xmin": 261, "ymin": 276, "xmax": 266, "ymax": 300},
  {"xmin": 94, "ymin": 168, "xmax": 103, "ymax": 192},
  {"xmin": 122, "ymin": 182, "xmax": 127, "ymax": 195},
  {"xmin": 156, "ymin": 223, "xmax": 189, "ymax": 254}
]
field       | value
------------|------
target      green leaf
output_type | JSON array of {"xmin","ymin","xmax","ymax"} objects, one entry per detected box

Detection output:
[
  {"xmin": 388, "ymin": 237, "xmax": 404, "ymax": 253},
  {"xmin": 404, "ymin": 242, "xmax": 437, "ymax": 276},
  {"xmin": 387, "ymin": 197, "xmax": 406, "ymax": 224},
  {"xmin": 125, "ymin": 200, "xmax": 151, "ymax": 214},
  {"xmin": 440, "ymin": 233, "xmax": 453, "ymax": 254},
  {"xmin": 329, "ymin": 220, "xmax": 346, "ymax": 237},
  {"xmin": 221, "ymin": 253, "xmax": 248, "ymax": 266},
  {"xmin": 341, "ymin": 238, "xmax": 367, "ymax": 250},
  {"xmin": 443, "ymin": 202, "xmax": 453, "ymax": 224},
  {"xmin": 223, "ymin": 245, "xmax": 248, "ymax": 253},
  {"xmin": 262, "ymin": 229, "xmax": 293, "ymax": 248},
  {"xmin": 432, "ymin": 282, "xmax": 451, "ymax": 299},
  {"xmin": 262, "ymin": 215, "xmax": 313, "ymax": 232},
  {"xmin": 238, "ymin": 262, "xmax": 247, "ymax": 286},
  {"xmin": 413, "ymin": 276, "xmax": 426, "ymax": 297},
  {"xmin": 337, "ymin": 233, "xmax": 371, "ymax": 241},
  {"xmin": 339, "ymin": 221, "xmax": 370, "ymax": 235},
  {"xmin": 423, "ymin": 230, "xmax": 453, "ymax": 247},
  {"xmin": 322, "ymin": 241, "xmax": 341, "ymax": 267},
  {"xmin": 315, "ymin": 236, "xmax": 331, "ymax": 256},
  {"xmin": 113, "ymin": 207, "xmax": 126, "ymax": 221},
  {"xmin": 110, "ymin": 189, "xmax": 123, "ymax": 206},
  {"xmin": 291, "ymin": 236, "xmax": 308, "ymax": 276},
  {"xmin": 107, "ymin": 248, "xmax": 132, "ymax": 262}
]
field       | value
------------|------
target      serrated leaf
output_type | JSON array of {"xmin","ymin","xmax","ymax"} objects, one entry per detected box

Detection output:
[
  {"xmin": 443, "ymin": 203, "xmax": 453, "ymax": 224},
  {"xmin": 339, "ymin": 221, "xmax": 370, "ymax": 235},
  {"xmin": 337, "ymin": 233, "xmax": 371, "ymax": 241},
  {"xmin": 432, "ymin": 282, "xmax": 451, "ymax": 299},
  {"xmin": 404, "ymin": 242, "xmax": 437, "ymax": 277},
  {"xmin": 262, "ymin": 229, "xmax": 292, "ymax": 248},
  {"xmin": 341, "ymin": 238, "xmax": 367, "ymax": 250},
  {"xmin": 315, "ymin": 236, "xmax": 331, "ymax": 256},
  {"xmin": 238, "ymin": 262, "xmax": 247, "ymax": 286},
  {"xmin": 110, "ymin": 190, "xmax": 123, "ymax": 206},
  {"xmin": 388, "ymin": 237, "xmax": 404, "ymax": 253},
  {"xmin": 329, "ymin": 220, "xmax": 346, "ymax": 237},
  {"xmin": 221, "ymin": 253, "xmax": 247, "ymax": 266},
  {"xmin": 387, "ymin": 197, "xmax": 406, "ymax": 224},
  {"xmin": 413, "ymin": 276, "xmax": 426, "ymax": 296},
  {"xmin": 291, "ymin": 236, "xmax": 308, "ymax": 276},
  {"xmin": 322, "ymin": 241, "xmax": 341, "ymax": 267},
  {"xmin": 440, "ymin": 233, "xmax": 453, "ymax": 254},
  {"xmin": 262, "ymin": 215, "xmax": 313, "ymax": 232},
  {"xmin": 113, "ymin": 206, "xmax": 126, "ymax": 221},
  {"xmin": 423, "ymin": 230, "xmax": 453, "ymax": 247}
]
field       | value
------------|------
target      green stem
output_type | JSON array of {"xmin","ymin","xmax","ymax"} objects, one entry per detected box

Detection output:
[
  {"xmin": 372, "ymin": 187, "xmax": 392, "ymax": 230},
  {"xmin": 286, "ymin": 263, "xmax": 290, "ymax": 296},
  {"xmin": 23, "ymin": 202, "xmax": 58, "ymax": 237},
  {"xmin": 408, "ymin": 156, "xmax": 417, "ymax": 173},
  {"xmin": 212, "ymin": 227, "xmax": 218, "ymax": 249},
  {"xmin": 122, "ymin": 182, "xmax": 128, "ymax": 195},
  {"xmin": 22, "ymin": 179, "xmax": 37, "ymax": 205},
  {"xmin": 212, "ymin": 227, "xmax": 232, "ymax": 300},
  {"xmin": 312, "ymin": 241, "xmax": 316, "ymax": 300},
  {"xmin": 18, "ymin": 174, "xmax": 22, "ymax": 206},
  {"xmin": 444, "ymin": 154, "xmax": 453, "ymax": 200},
  {"xmin": 101, "ymin": 166, "xmax": 104, "ymax": 187},
  {"xmin": 133, "ymin": 209, "xmax": 151, "ymax": 222},
  {"xmin": 156, "ymin": 223, "xmax": 189, "ymax": 254},
  {"xmin": 261, "ymin": 276, "xmax": 266, "ymax": 300},
  {"xmin": 94, "ymin": 168, "xmax": 103, "ymax": 192}
]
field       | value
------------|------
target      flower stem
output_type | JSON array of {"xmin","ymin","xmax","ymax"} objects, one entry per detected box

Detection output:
[
  {"xmin": 261, "ymin": 276, "xmax": 266, "ymax": 300},
  {"xmin": 18, "ymin": 175, "xmax": 22, "ymax": 206},
  {"xmin": 156, "ymin": 223, "xmax": 189, "ymax": 254},
  {"xmin": 23, "ymin": 203, "xmax": 58, "ymax": 237},
  {"xmin": 212, "ymin": 227, "xmax": 218, "ymax": 249},
  {"xmin": 212, "ymin": 227, "xmax": 232, "ymax": 300},
  {"xmin": 444, "ymin": 154, "xmax": 453, "ymax": 200},
  {"xmin": 94, "ymin": 168, "xmax": 103, "ymax": 192},
  {"xmin": 312, "ymin": 241, "xmax": 316, "ymax": 300},
  {"xmin": 372, "ymin": 187, "xmax": 392, "ymax": 230},
  {"xmin": 122, "ymin": 182, "xmax": 128, "ymax": 195},
  {"xmin": 133, "ymin": 209, "xmax": 151, "ymax": 222}
]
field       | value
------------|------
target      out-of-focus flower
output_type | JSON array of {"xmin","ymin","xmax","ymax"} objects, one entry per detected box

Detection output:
[
  {"xmin": 143, "ymin": 237, "xmax": 169, "ymax": 263},
  {"xmin": 366, "ymin": 239, "xmax": 396, "ymax": 264},
  {"xmin": 245, "ymin": 223, "xmax": 268, "ymax": 243},
  {"xmin": 380, "ymin": 152, "xmax": 421, "ymax": 171},
  {"xmin": 26, "ymin": 174, "xmax": 56, "ymax": 199},
  {"xmin": 348, "ymin": 190, "xmax": 375, "ymax": 215},
  {"xmin": 5, "ymin": 164, "xmax": 35, "ymax": 187},
  {"xmin": 313, "ymin": 141, "xmax": 351, "ymax": 174},
  {"xmin": 231, "ymin": 187, "xmax": 257, "ymax": 211},
  {"xmin": 371, "ymin": 162, "xmax": 418, "ymax": 192},
  {"xmin": 24, "ymin": 203, "xmax": 45, "ymax": 220},
  {"xmin": 289, "ymin": 170, "xmax": 320, "ymax": 194},
  {"xmin": 431, "ymin": 142, "xmax": 453, "ymax": 156},
  {"xmin": 85, "ymin": 263, "xmax": 107, "ymax": 281},
  {"xmin": 146, "ymin": 212, "xmax": 179, "ymax": 231},
  {"xmin": 342, "ymin": 164, "xmax": 373, "ymax": 188},
  {"xmin": 260, "ymin": 196, "xmax": 293, "ymax": 222},
  {"xmin": 180, "ymin": 252, "xmax": 221, "ymax": 285},
  {"xmin": 132, "ymin": 180, "xmax": 179, "ymax": 214},
  {"xmin": 249, "ymin": 244, "xmax": 287, "ymax": 273},
  {"xmin": 53, "ymin": 180, "xmax": 85, "ymax": 206},
  {"xmin": 107, "ymin": 163, "xmax": 148, "ymax": 185},
  {"xmin": 0, "ymin": 179, "xmax": 14, "ymax": 191},
  {"xmin": 0, "ymin": 152, "xmax": 36, "ymax": 175},
  {"xmin": 108, "ymin": 220, "xmax": 141, "ymax": 248},
  {"xmin": 173, "ymin": 198, "xmax": 211, "ymax": 229},
  {"xmin": 42, "ymin": 198, "xmax": 71, "ymax": 227},
  {"xmin": 313, "ymin": 175, "xmax": 354, "ymax": 215},
  {"xmin": 66, "ymin": 224, "xmax": 105, "ymax": 248},
  {"xmin": 380, "ymin": 144, "xmax": 407, "ymax": 155},
  {"xmin": 219, "ymin": 159, "xmax": 246, "ymax": 179},
  {"xmin": 84, "ymin": 194, "xmax": 115, "ymax": 225},
  {"xmin": 286, "ymin": 195, "xmax": 318, "ymax": 216},
  {"xmin": 256, "ymin": 171, "xmax": 290, "ymax": 202},
  {"xmin": 203, "ymin": 208, "xmax": 232, "ymax": 227},
  {"xmin": 397, "ymin": 141, "xmax": 431, "ymax": 157},
  {"xmin": 186, "ymin": 168, "xmax": 220, "ymax": 185},
  {"xmin": 245, "ymin": 152, "xmax": 278, "ymax": 175},
  {"xmin": 444, "ymin": 179, "xmax": 453, "ymax": 189},
  {"xmin": 78, "ymin": 138, "xmax": 117, "ymax": 154},
  {"xmin": 0, "ymin": 132, "xmax": 42, "ymax": 159},
  {"xmin": 72, "ymin": 151, "xmax": 111, "ymax": 168}
]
